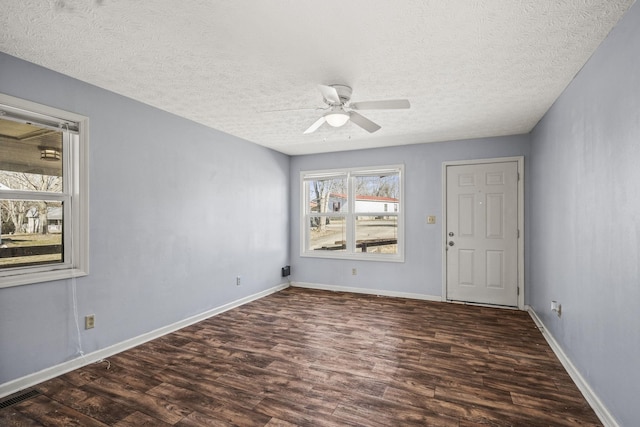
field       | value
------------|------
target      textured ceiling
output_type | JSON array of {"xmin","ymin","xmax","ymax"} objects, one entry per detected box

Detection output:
[{"xmin": 0, "ymin": 0, "xmax": 634, "ymax": 155}]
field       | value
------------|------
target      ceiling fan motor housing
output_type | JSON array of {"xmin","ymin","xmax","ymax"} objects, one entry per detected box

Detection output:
[{"xmin": 326, "ymin": 84, "xmax": 353, "ymax": 105}]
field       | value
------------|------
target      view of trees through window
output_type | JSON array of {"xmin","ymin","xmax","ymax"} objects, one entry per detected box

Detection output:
[
  {"xmin": 0, "ymin": 118, "xmax": 64, "ymax": 269},
  {"xmin": 308, "ymin": 176, "xmax": 347, "ymax": 251},
  {"xmin": 305, "ymin": 168, "xmax": 402, "ymax": 257}
]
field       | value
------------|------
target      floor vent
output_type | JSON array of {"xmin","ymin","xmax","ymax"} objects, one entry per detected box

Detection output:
[{"xmin": 0, "ymin": 389, "xmax": 40, "ymax": 409}]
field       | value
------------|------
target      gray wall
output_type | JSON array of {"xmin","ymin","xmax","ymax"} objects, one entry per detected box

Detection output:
[
  {"xmin": 0, "ymin": 53, "xmax": 290, "ymax": 384},
  {"xmin": 290, "ymin": 135, "xmax": 530, "ymax": 297},
  {"xmin": 529, "ymin": 2, "xmax": 640, "ymax": 425}
]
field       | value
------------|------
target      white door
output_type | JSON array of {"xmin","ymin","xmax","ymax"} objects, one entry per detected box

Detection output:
[{"xmin": 445, "ymin": 161, "xmax": 519, "ymax": 306}]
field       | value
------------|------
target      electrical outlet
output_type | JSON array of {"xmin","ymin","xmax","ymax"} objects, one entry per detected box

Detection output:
[
  {"xmin": 85, "ymin": 314, "xmax": 95, "ymax": 330},
  {"xmin": 236, "ymin": 276, "xmax": 241, "ymax": 286},
  {"xmin": 427, "ymin": 215, "xmax": 436, "ymax": 224},
  {"xmin": 352, "ymin": 268, "xmax": 357, "ymax": 275},
  {"xmin": 551, "ymin": 301, "xmax": 562, "ymax": 317}
]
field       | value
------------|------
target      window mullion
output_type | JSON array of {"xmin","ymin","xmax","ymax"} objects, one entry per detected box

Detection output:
[
  {"xmin": 63, "ymin": 132, "xmax": 74, "ymax": 266},
  {"xmin": 347, "ymin": 173, "xmax": 355, "ymax": 253},
  {"xmin": 302, "ymin": 180, "xmax": 309, "ymax": 251}
]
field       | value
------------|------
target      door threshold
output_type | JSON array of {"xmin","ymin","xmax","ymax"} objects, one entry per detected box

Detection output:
[{"xmin": 446, "ymin": 299, "xmax": 521, "ymax": 310}]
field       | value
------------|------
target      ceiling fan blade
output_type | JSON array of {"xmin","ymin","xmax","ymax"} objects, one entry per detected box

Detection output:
[
  {"xmin": 303, "ymin": 116, "xmax": 326, "ymax": 134},
  {"xmin": 350, "ymin": 99, "xmax": 410, "ymax": 110},
  {"xmin": 349, "ymin": 112, "xmax": 381, "ymax": 133},
  {"xmin": 318, "ymin": 85, "xmax": 341, "ymax": 104}
]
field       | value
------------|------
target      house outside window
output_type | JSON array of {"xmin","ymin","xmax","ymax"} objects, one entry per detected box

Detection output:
[
  {"xmin": 0, "ymin": 93, "xmax": 89, "ymax": 288},
  {"xmin": 301, "ymin": 165, "xmax": 404, "ymax": 261}
]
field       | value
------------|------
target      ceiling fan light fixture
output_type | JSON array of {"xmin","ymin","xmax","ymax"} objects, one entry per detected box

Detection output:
[{"xmin": 324, "ymin": 109, "xmax": 350, "ymax": 127}]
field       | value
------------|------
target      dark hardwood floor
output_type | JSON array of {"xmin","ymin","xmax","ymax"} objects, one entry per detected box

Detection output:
[{"xmin": 1, "ymin": 287, "xmax": 601, "ymax": 426}]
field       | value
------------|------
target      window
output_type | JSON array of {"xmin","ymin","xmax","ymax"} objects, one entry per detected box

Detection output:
[
  {"xmin": 0, "ymin": 94, "xmax": 89, "ymax": 288},
  {"xmin": 301, "ymin": 165, "xmax": 404, "ymax": 261}
]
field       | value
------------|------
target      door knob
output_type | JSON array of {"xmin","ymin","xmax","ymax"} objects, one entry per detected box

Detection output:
[{"xmin": 448, "ymin": 241, "xmax": 454, "ymax": 246}]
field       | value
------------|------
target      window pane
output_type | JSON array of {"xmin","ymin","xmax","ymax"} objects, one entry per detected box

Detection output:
[
  {"xmin": 354, "ymin": 174, "xmax": 399, "ymax": 213},
  {"xmin": 355, "ymin": 215, "xmax": 398, "ymax": 254},
  {"xmin": 0, "ymin": 200, "xmax": 64, "ymax": 268},
  {"xmin": 0, "ymin": 117, "xmax": 63, "ymax": 192},
  {"xmin": 308, "ymin": 216, "xmax": 346, "ymax": 252},
  {"xmin": 307, "ymin": 177, "xmax": 347, "ymax": 214}
]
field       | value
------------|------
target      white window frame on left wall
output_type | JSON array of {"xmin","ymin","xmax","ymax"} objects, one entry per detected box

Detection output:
[{"xmin": 0, "ymin": 93, "xmax": 89, "ymax": 288}]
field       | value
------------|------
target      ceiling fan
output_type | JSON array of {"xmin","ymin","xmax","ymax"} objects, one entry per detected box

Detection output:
[{"xmin": 304, "ymin": 84, "xmax": 410, "ymax": 134}]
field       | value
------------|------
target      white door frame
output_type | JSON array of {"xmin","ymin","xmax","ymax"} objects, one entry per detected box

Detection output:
[{"xmin": 441, "ymin": 156, "xmax": 525, "ymax": 309}]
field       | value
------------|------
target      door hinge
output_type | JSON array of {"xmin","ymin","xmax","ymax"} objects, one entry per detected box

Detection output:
[
  {"xmin": 517, "ymin": 229, "xmax": 520, "ymax": 238},
  {"xmin": 517, "ymin": 287, "xmax": 520, "ymax": 296},
  {"xmin": 517, "ymin": 172, "xmax": 520, "ymax": 181}
]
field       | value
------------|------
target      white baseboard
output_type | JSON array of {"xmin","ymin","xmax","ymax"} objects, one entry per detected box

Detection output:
[
  {"xmin": 0, "ymin": 282, "xmax": 289, "ymax": 399},
  {"xmin": 291, "ymin": 281, "xmax": 442, "ymax": 302},
  {"xmin": 526, "ymin": 306, "xmax": 619, "ymax": 427}
]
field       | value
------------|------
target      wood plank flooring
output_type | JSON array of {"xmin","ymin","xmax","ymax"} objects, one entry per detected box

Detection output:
[{"xmin": 1, "ymin": 287, "xmax": 601, "ymax": 426}]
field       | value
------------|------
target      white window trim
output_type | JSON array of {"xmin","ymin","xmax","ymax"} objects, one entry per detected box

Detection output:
[
  {"xmin": 0, "ymin": 93, "xmax": 89, "ymax": 288},
  {"xmin": 300, "ymin": 164, "xmax": 404, "ymax": 262}
]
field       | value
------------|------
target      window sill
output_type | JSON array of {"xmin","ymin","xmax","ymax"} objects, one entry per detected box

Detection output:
[
  {"xmin": 0, "ymin": 267, "xmax": 88, "ymax": 289},
  {"xmin": 301, "ymin": 251, "xmax": 405, "ymax": 263}
]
